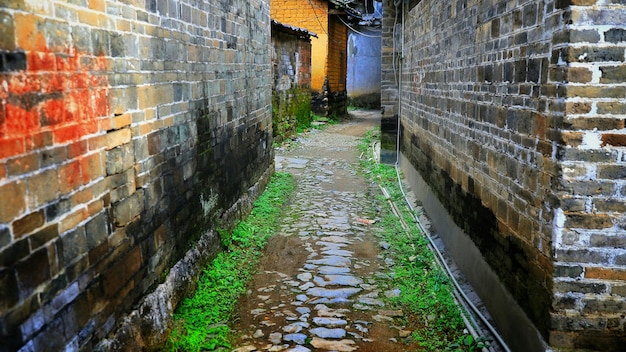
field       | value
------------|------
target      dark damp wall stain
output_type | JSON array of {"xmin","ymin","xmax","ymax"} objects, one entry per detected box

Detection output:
[
  {"xmin": 403, "ymin": 127, "xmax": 552, "ymax": 338},
  {"xmin": 195, "ymin": 99, "xmax": 271, "ymax": 216}
]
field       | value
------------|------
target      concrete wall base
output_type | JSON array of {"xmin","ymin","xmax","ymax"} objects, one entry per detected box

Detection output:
[{"xmin": 400, "ymin": 153, "xmax": 548, "ymax": 352}]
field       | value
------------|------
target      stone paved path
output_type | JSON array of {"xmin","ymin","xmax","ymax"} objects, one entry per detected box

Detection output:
[{"xmin": 230, "ymin": 112, "xmax": 421, "ymax": 352}]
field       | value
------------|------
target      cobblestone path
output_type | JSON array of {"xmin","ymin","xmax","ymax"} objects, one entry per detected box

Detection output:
[{"xmin": 231, "ymin": 112, "xmax": 421, "ymax": 352}]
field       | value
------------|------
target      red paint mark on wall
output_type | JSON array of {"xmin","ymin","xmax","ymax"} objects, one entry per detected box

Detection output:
[{"xmin": 0, "ymin": 48, "xmax": 110, "ymax": 159}]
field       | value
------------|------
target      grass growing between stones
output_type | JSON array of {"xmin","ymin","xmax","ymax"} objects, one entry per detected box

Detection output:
[
  {"xmin": 358, "ymin": 130, "xmax": 466, "ymax": 351},
  {"xmin": 165, "ymin": 172, "xmax": 295, "ymax": 352}
]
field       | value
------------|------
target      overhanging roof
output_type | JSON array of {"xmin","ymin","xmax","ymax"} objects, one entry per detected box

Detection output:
[{"xmin": 271, "ymin": 20, "xmax": 318, "ymax": 38}]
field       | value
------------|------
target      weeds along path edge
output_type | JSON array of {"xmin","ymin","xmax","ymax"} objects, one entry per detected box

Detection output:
[
  {"xmin": 166, "ymin": 127, "xmax": 468, "ymax": 351},
  {"xmin": 357, "ymin": 130, "xmax": 467, "ymax": 351},
  {"xmin": 165, "ymin": 172, "xmax": 295, "ymax": 352}
]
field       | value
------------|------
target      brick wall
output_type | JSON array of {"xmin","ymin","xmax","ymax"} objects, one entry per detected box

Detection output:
[
  {"xmin": 551, "ymin": 2, "xmax": 626, "ymax": 350},
  {"xmin": 326, "ymin": 15, "xmax": 348, "ymax": 117},
  {"xmin": 382, "ymin": 0, "xmax": 626, "ymax": 350},
  {"xmin": 271, "ymin": 21, "xmax": 313, "ymax": 142},
  {"xmin": 271, "ymin": 0, "xmax": 348, "ymax": 117},
  {"xmin": 0, "ymin": 0, "xmax": 272, "ymax": 351},
  {"xmin": 271, "ymin": 0, "xmax": 329, "ymax": 92}
]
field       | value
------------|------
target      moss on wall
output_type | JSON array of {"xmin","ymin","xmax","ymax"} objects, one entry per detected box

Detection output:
[{"xmin": 272, "ymin": 87, "xmax": 312, "ymax": 143}]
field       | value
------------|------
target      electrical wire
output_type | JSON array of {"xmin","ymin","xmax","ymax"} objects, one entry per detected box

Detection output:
[
  {"xmin": 337, "ymin": 16, "xmax": 381, "ymax": 38},
  {"xmin": 374, "ymin": 1, "xmax": 383, "ymax": 18},
  {"xmin": 307, "ymin": 0, "xmax": 330, "ymax": 37}
]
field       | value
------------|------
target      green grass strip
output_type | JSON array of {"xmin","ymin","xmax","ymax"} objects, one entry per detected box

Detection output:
[
  {"xmin": 358, "ymin": 130, "xmax": 465, "ymax": 351},
  {"xmin": 165, "ymin": 172, "xmax": 295, "ymax": 352}
]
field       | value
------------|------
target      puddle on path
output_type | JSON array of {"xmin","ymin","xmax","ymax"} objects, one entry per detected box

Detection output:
[{"xmin": 230, "ymin": 113, "xmax": 422, "ymax": 352}]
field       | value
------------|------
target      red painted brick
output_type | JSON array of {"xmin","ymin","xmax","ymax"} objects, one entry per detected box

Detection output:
[
  {"xmin": 27, "ymin": 52, "xmax": 57, "ymax": 72},
  {"xmin": 4, "ymin": 104, "xmax": 40, "ymax": 138},
  {"xmin": 80, "ymin": 152, "xmax": 104, "ymax": 184},
  {"xmin": 67, "ymin": 140, "xmax": 88, "ymax": 159},
  {"xmin": 58, "ymin": 160, "xmax": 82, "ymax": 195},
  {"xmin": 0, "ymin": 138, "xmax": 26, "ymax": 160}
]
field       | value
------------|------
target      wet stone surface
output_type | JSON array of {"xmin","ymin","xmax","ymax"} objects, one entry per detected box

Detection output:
[{"xmin": 231, "ymin": 114, "xmax": 419, "ymax": 352}]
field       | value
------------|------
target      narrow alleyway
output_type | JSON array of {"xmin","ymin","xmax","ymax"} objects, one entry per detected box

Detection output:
[{"xmin": 230, "ymin": 111, "xmax": 422, "ymax": 352}]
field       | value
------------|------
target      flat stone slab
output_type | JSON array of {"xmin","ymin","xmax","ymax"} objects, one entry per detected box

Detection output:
[
  {"xmin": 307, "ymin": 287, "xmax": 362, "ymax": 299},
  {"xmin": 323, "ymin": 275, "xmax": 363, "ymax": 287},
  {"xmin": 316, "ymin": 241, "xmax": 348, "ymax": 248},
  {"xmin": 298, "ymin": 282, "xmax": 315, "ymax": 290},
  {"xmin": 251, "ymin": 308, "xmax": 266, "ymax": 316},
  {"xmin": 283, "ymin": 322, "xmax": 307, "ymax": 333},
  {"xmin": 322, "ymin": 249, "xmax": 354, "ymax": 257},
  {"xmin": 284, "ymin": 333, "xmax": 308, "ymax": 345},
  {"xmin": 269, "ymin": 332, "xmax": 282, "ymax": 344},
  {"xmin": 310, "ymin": 337, "xmax": 357, "ymax": 351},
  {"xmin": 296, "ymin": 307, "xmax": 311, "ymax": 314},
  {"xmin": 309, "ymin": 327, "xmax": 346, "ymax": 339},
  {"xmin": 378, "ymin": 309, "xmax": 404, "ymax": 317},
  {"xmin": 357, "ymin": 297, "xmax": 384, "ymax": 306},
  {"xmin": 308, "ymin": 256, "xmax": 351, "ymax": 267},
  {"xmin": 296, "ymin": 294, "xmax": 308, "ymax": 302},
  {"xmin": 287, "ymin": 158, "xmax": 309, "ymax": 164},
  {"xmin": 314, "ymin": 275, "xmax": 362, "ymax": 287},
  {"xmin": 315, "ymin": 305, "xmax": 348, "ymax": 318},
  {"xmin": 313, "ymin": 317, "xmax": 348, "ymax": 327},
  {"xmin": 384, "ymin": 288, "xmax": 401, "ymax": 298},
  {"xmin": 233, "ymin": 346, "xmax": 256, "ymax": 352},
  {"xmin": 297, "ymin": 272, "xmax": 312, "ymax": 282},
  {"xmin": 319, "ymin": 235, "xmax": 352, "ymax": 243},
  {"xmin": 317, "ymin": 266, "xmax": 351, "ymax": 275}
]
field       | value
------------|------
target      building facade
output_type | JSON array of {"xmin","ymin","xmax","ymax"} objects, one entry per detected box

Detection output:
[
  {"xmin": 382, "ymin": 1, "xmax": 626, "ymax": 351},
  {"xmin": 0, "ymin": 0, "xmax": 273, "ymax": 350},
  {"xmin": 271, "ymin": 20, "xmax": 314, "ymax": 142},
  {"xmin": 271, "ymin": 0, "xmax": 349, "ymax": 117},
  {"xmin": 347, "ymin": 27, "xmax": 382, "ymax": 109}
]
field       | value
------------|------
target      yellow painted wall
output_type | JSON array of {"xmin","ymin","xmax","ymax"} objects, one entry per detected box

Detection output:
[{"xmin": 271, "ymin": 0, "xmax": 329, "ymax": 91}]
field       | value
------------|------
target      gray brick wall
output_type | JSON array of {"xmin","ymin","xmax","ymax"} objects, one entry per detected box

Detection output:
[
  {"xmin": 382, "ymin": 0, "xmax": 626, "ymax": 350},
  {"xmin": 0, "ymin": 0, "xmax": 272, "ymax": 350},
  {"xmin": 271, "ymin": 22, "xmax": 313, "ymax": 143}
]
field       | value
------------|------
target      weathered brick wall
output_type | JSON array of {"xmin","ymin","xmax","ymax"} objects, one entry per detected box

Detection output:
[
  {"xmin": 551, "ymin": 2, "xmax": 626, "ymax": 350},
  {"xmin": 0, "ymin": 0, "xmax": 272, "ymax": 350},
  {"xmin": 271, "ymin": 0, "xmax": 329, "ymax": 92},
  {"xmin": 382, "ymin": 0, "xmax": 626, "ymax": 350},
  {"xmin": 271, "ymin": 0, "xmax": 348, "ymax": 117},
  {"xmin": 326, "ymin": 16, "xmax": 348, "ymax": 117},
  {"xmin": 271, "ymin": 22, "xmax": 313, "ymax": 142}
]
